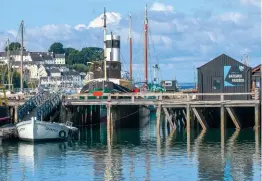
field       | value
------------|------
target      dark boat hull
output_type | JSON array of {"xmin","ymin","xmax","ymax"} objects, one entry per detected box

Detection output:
[{"xmin": 0, "ymin": 106, "xmax": 9, "ymax": 126}]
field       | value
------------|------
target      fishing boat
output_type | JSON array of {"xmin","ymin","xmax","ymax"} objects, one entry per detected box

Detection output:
[{"xmin": 16, "ymin": 117, "xmax": 77, "ymax": 141}]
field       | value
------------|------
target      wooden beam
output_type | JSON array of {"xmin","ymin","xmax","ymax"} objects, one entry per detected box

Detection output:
[
  {"xmin": 163, "ymin": 107, "xmax": 176, "ymax": 130},
  {"xmin": 192, "ymin": 108, "xmax": 208, "ymax": 130},
  {"xmin": 226, "ymin": 107, "xmax": 241, "ymax": 129}
]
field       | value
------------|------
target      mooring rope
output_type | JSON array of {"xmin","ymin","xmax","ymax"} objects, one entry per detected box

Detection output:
[{"xmin": 114, "ymin": 110, "xmax": 140, "ymax": 121}]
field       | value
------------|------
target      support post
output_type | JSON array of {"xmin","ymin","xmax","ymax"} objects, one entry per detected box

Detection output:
[
  {"xmin": 226, "ymin": 107, "xmax": 241, "ymax": 129},
  {"xmin": 14, "ymin": 105, "xmax": 18, "ymax": 123},
  {"xmin": 254, "ymin": 104, "xmax": 260, "ymax": 130},
  {"xmin": 156, "ymin": 105, "xmax": 161, "ymax": 134},
  {"xmin": 107, "ymin": 104, "xmax": 111, "ymax": 128},
  {"xmin": 163, "ymin": 108, "xmax": 175, "ymax": 130},
  {"xmin": 221, "ymin": 105, "xmax": 225, "ymax": 131},
  {"xmin": 186, "ymin": 105, "xmax": 190, "ymax": 133},
  {"xmin": 192, "ymin": 108, "xmax": 208, "ymax": 130}
]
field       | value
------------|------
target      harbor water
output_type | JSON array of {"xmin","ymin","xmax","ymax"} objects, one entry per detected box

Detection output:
[{"xmin": 0, "ymin": 113, "xmax": 261, "ymax": 181}]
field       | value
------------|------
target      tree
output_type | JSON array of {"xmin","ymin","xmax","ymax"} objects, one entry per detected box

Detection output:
[
  {"xmin": 5, "ymin": 42, "xmax": 22, "ymax": 52},
  {"xmin": 48, "ymin": 42, "xmax": 65, "ymax": 54}
]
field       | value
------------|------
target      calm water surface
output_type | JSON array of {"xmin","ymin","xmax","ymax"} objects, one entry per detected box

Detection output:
[{"xmin": 0, "ymin": 114, "xmax": 261, "ymax": 181}]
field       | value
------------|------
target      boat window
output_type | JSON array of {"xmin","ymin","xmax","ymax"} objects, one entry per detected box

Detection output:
[{"xmin": 111, "ymin": 64, "xmax": 118, "ymax": 70}]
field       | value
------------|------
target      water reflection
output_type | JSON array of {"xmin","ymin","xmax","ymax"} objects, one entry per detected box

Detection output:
[{"xmin": 0, "ymin": 119, "xmax": 260, "ymax": 181}]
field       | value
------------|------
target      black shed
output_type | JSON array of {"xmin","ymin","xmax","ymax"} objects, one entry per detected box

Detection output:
[{"xmin": 197, "ymin": 54, "xmax": 252, "ymax": 100}]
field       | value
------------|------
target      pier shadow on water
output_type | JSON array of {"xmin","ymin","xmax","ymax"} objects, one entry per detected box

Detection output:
[{"xmin": 0, "ymin": 113, "xmax": 260, "ymax": 181}]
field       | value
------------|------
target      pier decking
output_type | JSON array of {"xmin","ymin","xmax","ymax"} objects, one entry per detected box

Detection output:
[{"xmin": 62, "ymin": 91, "xmax": 260, "ymax": 131}]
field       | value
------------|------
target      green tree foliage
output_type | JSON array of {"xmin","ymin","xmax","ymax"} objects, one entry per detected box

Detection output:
[
  {"xmin": 48, "ymin": 42, "xmax": 104, "ymax": 72},
  {"xmin": 70, "ymin": 64, "xmax": 89, "ymax": 72},
  {"xmin": 48, "ymin": 42, "xmax": 65, "ymax": 54},
  {"xmin": 5, "ymin": 42, "xmax": 23, "ymax": 51}
]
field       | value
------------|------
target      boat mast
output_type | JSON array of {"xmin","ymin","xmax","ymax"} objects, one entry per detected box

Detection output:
[
  {"xmin": 144, "ymin": 5, "xmax": 148, "ymax": 84},
  {"xmin": 129, "ymin": 12, "xmax": 133, "ymax": 81},
  {"xmin": 103, "ymin": 8, "xmax": 107, "ymax": 81},
  {"xmin": 6, "ymin": 38, "xmax": 11, "ymax": 91},
  {"xmin": 20, "ymin": 20, "xmax": 24, "ymax": 92}
]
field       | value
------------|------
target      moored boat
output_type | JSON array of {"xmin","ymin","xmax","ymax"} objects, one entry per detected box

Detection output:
[{"xmin": 16, "ymin": 118, "xmax": 77, "ymax": 141}]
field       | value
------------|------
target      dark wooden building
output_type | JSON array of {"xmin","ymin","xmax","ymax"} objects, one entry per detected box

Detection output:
[
  {"xmin": 252, "ymin": 64, "xmax": 261, "ymax": 89},
  {"xmin": 197, "ymin": 54, "xmax": 252, "ymax": 100}
]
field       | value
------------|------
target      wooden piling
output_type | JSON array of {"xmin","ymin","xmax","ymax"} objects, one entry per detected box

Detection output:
[
  {"xmin": 221, "ymin": 105, "xmax": 225, "ymax": 131},
  {"xmin": 226, "ymin": 107, "xmax": 241, "ymax": 129},
  {"xmin": 107, "ymin": 104, "xmax": 111, "ymax": 129},
  {"xmin": 186, "ymin": 105, "xmax": 190, "ymax": 133},
  {"xmin": 163, "ymin": 108, "xmax": 175, "ymax": 130},
  {"xmin": 254, "ymin": 104, "xmax": 260, "ymax": 130},
  {"xmin": 156, "ymin": 105, "xmax": 161, "ymax": 134},
  {"xmin": 192, "ymin": 108, "xmax": 208, "ymax": 130},
  {"xmin": 14, "ymin": 105, "xmax": 18, "ymax": 123},
  {"xmin": 86, "ymin": 106, "xmax": 91, "ymax": 125}
]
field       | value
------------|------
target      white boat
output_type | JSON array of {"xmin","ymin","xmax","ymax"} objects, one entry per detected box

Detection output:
[{"xmin": 16, "ymin": 118, "xmax": 77, "ymax": 141}]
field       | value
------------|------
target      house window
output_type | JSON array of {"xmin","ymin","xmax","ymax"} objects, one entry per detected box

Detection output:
[{"xmin": 213, "ymin": 79, "xmax": 221, "ymax": 90}]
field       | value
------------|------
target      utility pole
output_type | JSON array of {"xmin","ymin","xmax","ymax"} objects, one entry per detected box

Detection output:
[{"xmin": 20, "ymin": 20, "xmax": 24, "ymax": 92}]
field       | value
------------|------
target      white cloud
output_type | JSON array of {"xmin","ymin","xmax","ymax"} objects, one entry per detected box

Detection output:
[
  {"xmin": 240, "ymin": 0, "xmax": 260, "ymax": 7},
  {"xmin": 216, "ymin": 12, "xmax": 244, "ymax": 23},
  {"xmin": 74, "ymin": 24, "xmax": 88, "ymax": 30},
  {"xmin": 87, "ymin": 12, "xmax": 121, "ymax": 28},
  {"xmin": 150, "ymin": 2, "xmax": 174, "ymax": 12}
]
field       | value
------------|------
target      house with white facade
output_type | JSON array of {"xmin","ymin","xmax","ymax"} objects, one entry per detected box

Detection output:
[{"xmin": 54, "ymin": 54, "xmax": 66, "ymax": 64}]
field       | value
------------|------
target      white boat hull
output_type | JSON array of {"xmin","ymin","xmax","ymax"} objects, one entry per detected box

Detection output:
[{"xmin": 16, "ymin": 120, "xmax": 70, "ymax": 141}]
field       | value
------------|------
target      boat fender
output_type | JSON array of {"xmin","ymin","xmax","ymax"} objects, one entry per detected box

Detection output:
[{"xmin": 59, "ymin": 130, "xmax": 66, "ymax": 138}]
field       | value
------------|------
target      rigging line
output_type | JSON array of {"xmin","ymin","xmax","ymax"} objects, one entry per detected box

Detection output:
[
  {"xmin": 148, "ymin": 28, "xmax": 164, "ymax": 82},
  {"xmin": 133, "ymin": 26, "xmax": 145, "ymax": 82},
  {"xmin": 115, "ymin": 110, "xmax": 139, "ymax": 121}
]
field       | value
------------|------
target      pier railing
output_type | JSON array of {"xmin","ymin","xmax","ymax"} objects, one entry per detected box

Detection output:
[{"xmin": 63, "ymin": 91, "xmax": 259, "ymax": 106}]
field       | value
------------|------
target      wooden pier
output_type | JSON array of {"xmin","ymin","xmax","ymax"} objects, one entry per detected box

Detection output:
[{"xmin": 62, "ymin": 91, "xmax": 260, "ymax": 132}]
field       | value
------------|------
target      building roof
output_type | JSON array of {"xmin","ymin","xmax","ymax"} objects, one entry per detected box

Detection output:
[
  {"xmin": 197, "ymin": 54, "xmax": 250, "ymax": 69},
  {"xmin": 46, "ymin": 68, "xmax": 61, "ymax": 75},
  {"xmin": 0, "ymin": 51, "xmax": 30, "ymax": 57},
  {"xmin": 43, "ymin": 64, "xmax": 68, "ymax": 69},
  {"xmin": 61, "ymin": 71, "xmax": 79, "ymax": 76},
  {"xmin": 55, "ymin": 54, "xmax": 65, "ymax": 58},
  {"xmin": 252, "ymin": 64, "xmax": 261, "ymax": 73}
]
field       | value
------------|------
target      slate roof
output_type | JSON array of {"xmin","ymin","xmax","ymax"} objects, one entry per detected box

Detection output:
[
  {"xmin": 61, "ymin": 71, "xmax": 79, "ymax": 76},
  {"xmin": 55, "ymin": 54, "xmax": 65, "ymax": 58},
  {"xmin": 46, "ymin": 69, "xmax": 61, "ymax": 76}
]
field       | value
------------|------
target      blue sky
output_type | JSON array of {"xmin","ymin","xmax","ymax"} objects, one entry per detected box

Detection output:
[{"xmin": 0, "ymin": 0, "xmax": 261, "ymax": 82}]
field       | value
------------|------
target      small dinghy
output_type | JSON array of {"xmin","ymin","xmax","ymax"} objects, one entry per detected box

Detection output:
[{"xmin": 16, "ymin": 117, "xmax": 78, "ymax": 141}]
